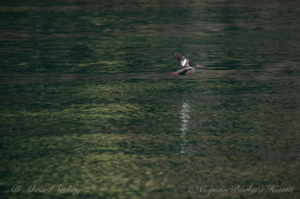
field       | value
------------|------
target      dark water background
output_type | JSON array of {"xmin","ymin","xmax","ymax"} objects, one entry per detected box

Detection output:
[{"xmin": 0, "ymin": 0, "xmax": 299, "ymax": 198}]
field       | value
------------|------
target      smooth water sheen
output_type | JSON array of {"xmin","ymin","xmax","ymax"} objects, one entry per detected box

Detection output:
[{"xmin": 0, "ymin": 0, "xmax": 299, "ymax": 198}]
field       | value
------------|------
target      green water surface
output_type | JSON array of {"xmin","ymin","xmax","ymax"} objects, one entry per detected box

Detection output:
[{"xmin": 0, "ymin": 0, "xmax": 299, "ymax": 198}]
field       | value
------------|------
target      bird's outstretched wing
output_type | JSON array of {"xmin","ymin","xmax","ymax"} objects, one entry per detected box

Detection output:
[
  {"xmin": 174, "ymin": 53, "xmax": 183, "ymax": 62},
  {"xmin": 174, "ymin": 53, "xmax": 188, "ymax": 68}
]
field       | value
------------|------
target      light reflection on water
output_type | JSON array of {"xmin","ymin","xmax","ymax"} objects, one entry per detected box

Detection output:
[{"xmin": 180, "ymin": 100, "xmax": 190, "ymax": 155}]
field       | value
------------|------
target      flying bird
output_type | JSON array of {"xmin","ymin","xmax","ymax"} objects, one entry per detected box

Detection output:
[{"xmin": 172, "ymin": 53, "xmax": 203, "ymax": 75}]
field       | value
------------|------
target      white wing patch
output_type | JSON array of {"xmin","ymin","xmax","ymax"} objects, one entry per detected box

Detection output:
[{"xmin": 181, "ymin": 59, "xmax": 187, "ymax": 67}]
